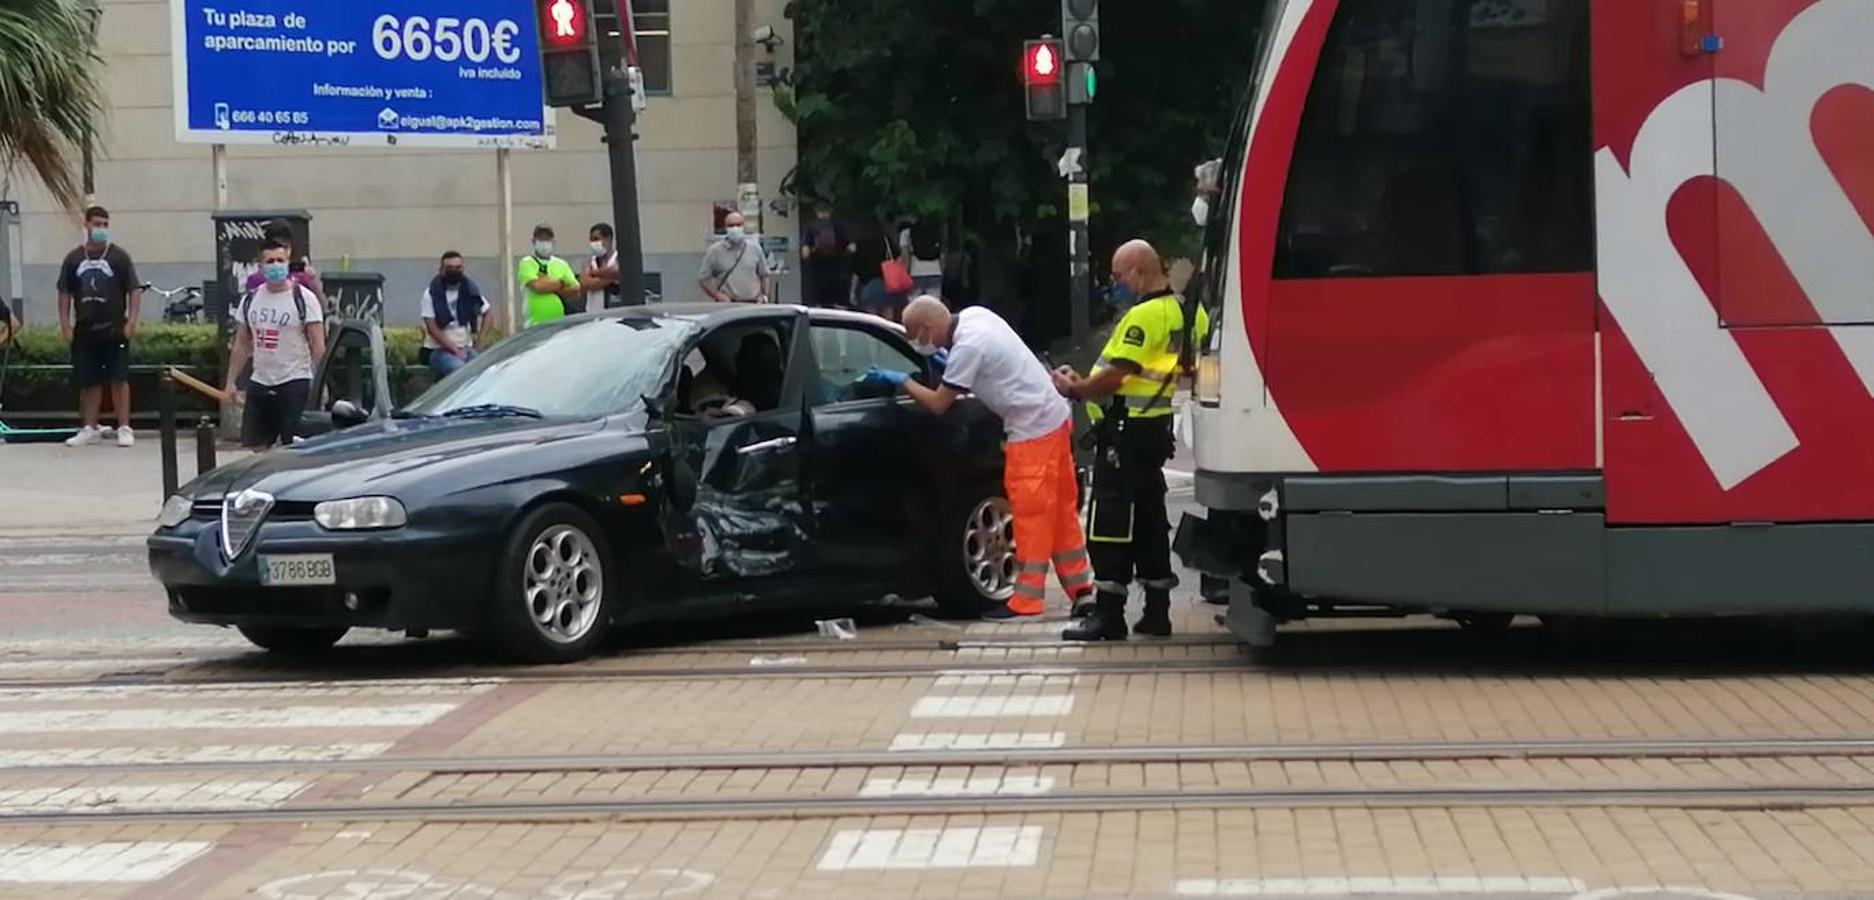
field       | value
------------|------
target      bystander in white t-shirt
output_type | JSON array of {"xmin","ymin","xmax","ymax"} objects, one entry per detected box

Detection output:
[
  {"xmin": 420, "ymin": 288, "xmax": 489, "ymax": 352},
  {"xmin": 941, "ymin": 307, "xmax": 1070, "ymax": 443},
  {"xmin": 245, "ymin": 283, "xmax": 325, "ymax": 387}
]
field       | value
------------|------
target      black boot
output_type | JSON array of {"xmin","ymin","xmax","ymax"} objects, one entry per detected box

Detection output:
[
  {"xmin": 1134, "ymin": 589, "xmax": 1173, "ymax": 638},
  {"xmin": 1063, "ymin": 593, "xmax": 1128, "ymax": 641},
  {"xmin": 1070, "ymin": 595, "xmax": 1097, "ymax": 619}
]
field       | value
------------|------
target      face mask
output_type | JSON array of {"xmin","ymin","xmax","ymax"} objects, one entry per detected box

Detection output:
[
  {"xmin": 910, "ymin": 339, "xmax": 940, "ymax": 357},
  {"xmin": 1109, "ymin": 281, "xmax": 1137, "ymax": 307},
  {"xmin": 1191, "ymin": 197, "xmax": 1211, "ymax": 228},
  {"xmin": 263, "ymin": 262, "xmax": 290, "ymax": 284},
  {"xmin": 442, "ymin": 271, "xmax": 465, "ymax": 286},
  {"xmin": 725, "ymin": 226, "xmax": 746, "ymax": 243},
  {"xmin": 533, "ymin": 241, "xmax": 554, "ymax": 257},
  {"xmin": 589, "ymin": 241, "xmax": 608, "ymax": 257},
  {"xmin": 87, "ymin": 227, "xmax": 109, "ymax": 244}
]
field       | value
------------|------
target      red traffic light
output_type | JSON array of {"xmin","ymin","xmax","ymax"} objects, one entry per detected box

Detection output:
[
  {"xmin": 541, "ymin": 0, "xmax": 589, "ymax": 48},
  {"xmin": 1024, "ymin": 40, "xmax": 1064, "ymax": 85}
]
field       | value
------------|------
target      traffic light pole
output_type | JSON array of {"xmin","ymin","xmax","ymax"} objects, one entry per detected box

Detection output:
[
  {"xmin": 601, "ymin": 69, "xmax": 645, "ymax": 307},
  {"xmin": 1067, "ymin": 104, "xmax": 1091, "ymax": 350}
]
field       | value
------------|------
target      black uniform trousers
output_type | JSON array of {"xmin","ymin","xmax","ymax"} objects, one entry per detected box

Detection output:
[{"xmin": 1084, "ymin": 416, "xmax": 1177, "ymax": 594}]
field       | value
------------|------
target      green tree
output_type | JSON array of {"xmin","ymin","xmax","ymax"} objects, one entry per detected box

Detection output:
[
  {"xmin": 783, "ymin": 0, "xmax": 1266, "ymax": 338},
  {"xmin": 0, "ymin": 0, "xmax": 104, "ymax": 210}
]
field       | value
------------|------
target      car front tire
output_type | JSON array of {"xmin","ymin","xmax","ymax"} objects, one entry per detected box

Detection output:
[
  {"xmin": 930, "ymin": 481, "xmax": 1017, "ymax": 618},
  {"xmin": 237, "ymin": 625, "xmax": 348, "ymax": 655},
  {"xmin": 490, "ymin": 502, "xmax": 614, "ymax": 664}
]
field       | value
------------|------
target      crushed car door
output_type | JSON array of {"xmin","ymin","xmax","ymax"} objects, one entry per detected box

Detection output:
[
  {"xmin": 658, "ymin": 314, "xmax": 815, "ymax": 581},
  {"xmin": 295, "ymin": 321, "xmax": 393, "ymax": 439},
  {"xmin": 294, "ymin": 322, "xmax": 393, "ymax": 440}
]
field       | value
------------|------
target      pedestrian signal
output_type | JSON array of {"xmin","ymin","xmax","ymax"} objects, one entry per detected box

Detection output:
[{"xmin": 1023, "ymin": 39, "xmax": 1066, "ymax": 122}]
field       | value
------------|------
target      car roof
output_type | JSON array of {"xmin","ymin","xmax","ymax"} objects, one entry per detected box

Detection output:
[{"xmin": 578, "ymin": 304, "xmax": 905, "ymax": 333}]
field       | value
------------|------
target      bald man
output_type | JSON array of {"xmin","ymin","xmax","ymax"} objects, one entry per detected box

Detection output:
[
  {"xmin": 1052, "ymin": 240, "xmax": 1210, "ymax": 641},
  {"xmin": 865, "ymin": 296, "xmax": 1094, "ymax": 620}
]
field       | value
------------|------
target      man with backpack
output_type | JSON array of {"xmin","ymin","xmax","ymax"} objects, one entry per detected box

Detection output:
[
  {"xmin": 899, "ymin": 219, "xmax": 944, "ymax": 297},
  {"xmin": 800, "ymin": 204, "xmax": 854, "ymax": 308},
  {"xmin": 224, "ymin": 241, "xmax": 325, "ymax": 450}
]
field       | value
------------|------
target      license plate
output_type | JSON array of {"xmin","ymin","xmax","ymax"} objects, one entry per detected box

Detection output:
[{"xmin": 260, "ymin": 554, "xmax": 336, "ymax": 586}]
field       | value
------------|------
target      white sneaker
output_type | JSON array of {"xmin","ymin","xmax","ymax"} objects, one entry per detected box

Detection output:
[
  {"xmin": 116, "ymin": 428, "xmax": 136, "ymax": 448},
  {"xmin": 64, "ymin": 426, "xmax": 99, "ymax": 447}
]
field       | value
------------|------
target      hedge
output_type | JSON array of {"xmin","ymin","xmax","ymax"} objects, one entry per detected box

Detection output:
[{"xmin": 0, "ymin": 325, "xmax": 455, "ymax": 420}]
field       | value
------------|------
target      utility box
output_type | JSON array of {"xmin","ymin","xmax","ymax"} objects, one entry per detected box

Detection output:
[
  {"xmin": 322, "ymin": 272, "xmax": 386, "ymax": 326},
  {"xmin": 0, "ymin": 201, "xmax": 22, "ymax": 322},
  {"xmin": 212, "ymin": 209, "xmax": 311, "ymax": 310}
]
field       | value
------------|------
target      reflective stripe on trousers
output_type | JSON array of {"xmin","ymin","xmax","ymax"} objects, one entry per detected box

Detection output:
[{"xmin": 1003, "ymin": 421, "xmax": 1093, "ymax": 614}]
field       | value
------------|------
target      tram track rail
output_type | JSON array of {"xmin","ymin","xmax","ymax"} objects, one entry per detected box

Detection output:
[
  {"xmin": 3, "ymin": 782, "xmax": 1872, "ymax": 827},
  {"xmin": 7, "ymin": 735, "xmax": 1874, "ymax": 778}
]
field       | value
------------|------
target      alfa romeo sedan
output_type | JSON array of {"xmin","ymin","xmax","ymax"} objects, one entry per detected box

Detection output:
[{"xmin": 148, "ymin": 305, "xmax": 1017, "ymax": 662}]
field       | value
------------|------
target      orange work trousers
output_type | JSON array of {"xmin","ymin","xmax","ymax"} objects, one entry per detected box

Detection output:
[{"xmin": 1004, "ymin": 421, "xmax": 1094, "ymax": 614}]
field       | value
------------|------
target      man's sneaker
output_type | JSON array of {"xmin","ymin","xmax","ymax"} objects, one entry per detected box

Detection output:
[
  {"xmin": 64, "ymin": 426, "xmax": 99, "ymax": 447},
  {"xmin": 116, "ymin": 428, "xmax": 136, "ymax": 448},
  {"xmin": 980, "ymin": 604, "xmax": 1038, "ymax": 622}
]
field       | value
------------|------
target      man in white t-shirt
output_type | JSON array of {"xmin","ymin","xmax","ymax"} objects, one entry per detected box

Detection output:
[
  {"xmin": 420, "ymin": 251, "xmax": 491, "ymax": 377},
  {"xmin": 224, "ymin": 241, "xmax": 326, "ymax": 450},
  {"xmin": 867, "ymin": 296, "xmax": 1095, "ymax": 620}
]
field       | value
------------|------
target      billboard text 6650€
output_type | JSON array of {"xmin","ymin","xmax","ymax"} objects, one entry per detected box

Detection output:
[{"xmin": 171, "ymin": 0, "xmax": 556, "ymax": 149}]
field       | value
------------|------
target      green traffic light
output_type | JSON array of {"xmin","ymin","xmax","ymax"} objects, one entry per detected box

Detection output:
[{"xmin": 1084, "ymin": 66, "xmax": 1097, "ymax": 100}]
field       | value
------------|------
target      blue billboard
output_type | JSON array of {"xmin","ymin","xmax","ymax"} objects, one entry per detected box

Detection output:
[{"xmin": 171, "ymin": 0, "xmax": 555, "ymax": 148}]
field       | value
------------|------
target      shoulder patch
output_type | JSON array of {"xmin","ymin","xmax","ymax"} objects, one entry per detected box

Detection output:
[{"xmin": 1121, "ymin": 325, "xmax": 1147, "ymax": 348}]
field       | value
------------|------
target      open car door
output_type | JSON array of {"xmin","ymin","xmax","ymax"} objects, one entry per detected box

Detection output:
[
  {"xmin": 294, "ymin": 321, "xmax": 394, "ymax": 440},
  {"xmin": 657, "ymin": 313, "xmax": 816, "ymax": 588}
]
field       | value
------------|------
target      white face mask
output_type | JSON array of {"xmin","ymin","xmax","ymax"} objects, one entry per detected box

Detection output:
[
  {"xmin": 910, "ymin": 339, "xmax": 940, "ymax": 357},
  {"xmin": 589, "ymin": 241, "xmax": 608, "ymax": 257},
  {"xmin": 725, "ymin": 225, "xmax": 746, "ymax": 243},
  {"xmin": 1191, "ymin": 196, "xmax": 1211, "ymax": 228}
]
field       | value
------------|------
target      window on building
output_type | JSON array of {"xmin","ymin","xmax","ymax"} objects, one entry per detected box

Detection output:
[
  {"xmin": 1273, "ymin": 0, "xmax": 1593, "ymax": 279},
  {"xmin": 632, "ymin": 0, "xmax": 672, "ymax": 96}
]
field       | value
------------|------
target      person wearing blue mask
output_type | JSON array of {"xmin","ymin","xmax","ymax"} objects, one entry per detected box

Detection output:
[
  {"xmin": 57, "ymin": 206, "xmax": 141, "ymax": 447},
  {"xmin": 225, "ymin": 241, "xmax": 326, "ymax": 450}
]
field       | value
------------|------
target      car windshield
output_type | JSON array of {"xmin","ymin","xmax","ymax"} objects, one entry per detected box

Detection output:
[{"xmin": 402, "ymin": 317, "xmax": 699, "ymax": 419}]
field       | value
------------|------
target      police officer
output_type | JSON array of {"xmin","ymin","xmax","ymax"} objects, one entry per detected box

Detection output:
[{"xmin": 1052, "ymin": 240, "xmax": 1209, "ymax": 641}]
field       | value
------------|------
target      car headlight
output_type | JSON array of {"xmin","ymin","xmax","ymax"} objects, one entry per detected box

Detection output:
[
  {"xmin": 156, "ymin": 495, "xmax": 193, "ymax": 529},
  {"xmin": 313, "ymin": 497, "xmax": 407, "ymax": 531}
]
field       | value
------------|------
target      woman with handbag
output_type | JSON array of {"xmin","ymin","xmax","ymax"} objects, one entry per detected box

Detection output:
[{"xmin": 855, "ymin": 223, "xmax": 913, "ymax": 321}]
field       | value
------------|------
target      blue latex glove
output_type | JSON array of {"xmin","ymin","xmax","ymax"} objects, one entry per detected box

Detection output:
[
  {"xmin": 930, "ymin": 348, "xmax": 951, "ymax": 371},
  {"xmin": 864, "ymin": 366, "xmax": 910, "ymax": 388}
]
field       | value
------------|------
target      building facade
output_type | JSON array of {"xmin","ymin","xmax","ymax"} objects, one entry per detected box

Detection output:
[{"xmin": 0, "ymin": 0, "xmax": 799, "ymax": 326}]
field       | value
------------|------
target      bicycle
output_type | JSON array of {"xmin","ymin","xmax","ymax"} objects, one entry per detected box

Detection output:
[{"xmin": 145, "ymin": 282, "xmax": 205, "ymax": 324}]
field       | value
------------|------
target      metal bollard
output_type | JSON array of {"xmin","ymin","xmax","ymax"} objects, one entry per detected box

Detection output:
[
  {"xmin": 159, "ymin": 377, "xmax": 179, "ymax": 498},
  {"xmin": 194, "ymin": 417, "xmax": 217, "ymax": 476}
]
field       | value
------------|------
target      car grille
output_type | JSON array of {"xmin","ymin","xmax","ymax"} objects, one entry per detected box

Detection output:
[
  {"xmin": 221, "ymin": 489, "xmax": 275, "ymax": 560},
  {"xmin": 173, "ymin": 587, "xmax": 337, "ymax": 618},
  {"xmin": 191, "ymin": 498, "xmax": 222, "ymax": 519}
]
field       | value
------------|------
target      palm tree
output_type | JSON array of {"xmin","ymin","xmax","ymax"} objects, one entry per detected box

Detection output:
[{"xmin": 0, "ymin": 0, "xmax": 104, "ymax": 210}]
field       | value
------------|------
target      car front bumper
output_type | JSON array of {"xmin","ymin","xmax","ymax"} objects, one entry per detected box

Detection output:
[{"xmin": 148, "ymin": 515, "xmax": 498, "ymax": 631}]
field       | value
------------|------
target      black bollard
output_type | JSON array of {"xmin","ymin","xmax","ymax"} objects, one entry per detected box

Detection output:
[
  {"xmin": 194, "ymin": 417, "xmax": 217, "ymax": 477},
  {"xmin": 159, "ymin": 377, "xmax": 179, "ymax": 498}
]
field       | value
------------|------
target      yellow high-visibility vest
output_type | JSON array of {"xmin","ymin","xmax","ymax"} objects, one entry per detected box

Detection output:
[{"xmin": 1087, "ymin": 291, "xmax": 1210, "ymax": 421}]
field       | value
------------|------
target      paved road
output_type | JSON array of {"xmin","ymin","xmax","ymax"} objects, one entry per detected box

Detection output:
[{"xmin": 0, "ymin": 445, "xmax": 1871, "ymax": 897}]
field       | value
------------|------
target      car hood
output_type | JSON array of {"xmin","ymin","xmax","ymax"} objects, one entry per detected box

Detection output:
[{"xmin": 185, "ymin": 416, "xmax": 625, "ymax": 502}]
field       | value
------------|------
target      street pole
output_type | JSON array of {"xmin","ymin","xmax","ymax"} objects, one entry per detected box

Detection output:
[
  {"xmin": 1067, "ymin": 105, "xmax": 1090, "ymax": 350},
  {"xmin": 496, "ymin": 148, "xmax": 516, "ymax": 331},
  {"xmin": 733, "ymin": 0, "xmax": 759, "ymax": 232},
  {"xmin": 602, "ymin": 68, "xmax": 646, "ymax": 308},
  {"xmin": 211, "ymin": 144, "xmax": 227, "ymax": 210}
]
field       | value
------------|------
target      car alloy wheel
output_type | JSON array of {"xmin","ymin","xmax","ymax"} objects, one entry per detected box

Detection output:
[
  {"xmin": 962, "ymin": 495, "xmax": 1017, "ymax": 602},
  {"xmin": 523, "ymin": 523, "xmax": 605, "ymax": 645}
]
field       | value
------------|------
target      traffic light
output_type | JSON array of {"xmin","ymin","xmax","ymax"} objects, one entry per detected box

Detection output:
[
  {"xmin": 1062, "ymin": 0, "xmax": 1099, "ymax": 62},
  {"xmin": 1023, "ymin": 39, "xmax": 1066, "ymax": 122},
  {"xmin": 538, "ymin": 0, "xmax": 603, "ymax": 107}
]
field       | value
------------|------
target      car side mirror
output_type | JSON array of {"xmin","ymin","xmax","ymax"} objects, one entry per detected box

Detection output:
[{"xmin": 331, "ymin": 399, "xmax": 368, "ymax": 428}]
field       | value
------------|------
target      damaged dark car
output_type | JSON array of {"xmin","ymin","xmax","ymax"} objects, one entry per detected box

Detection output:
[{"xmin": 148, "ymin": 305, "xmax": 1016, "ymax": 662}]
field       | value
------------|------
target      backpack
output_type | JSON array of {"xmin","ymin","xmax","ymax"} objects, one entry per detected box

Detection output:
[
  {"xmin": 811, "ymin": 220, "xmax": 841, "ymax": 256},
  {"xmin": 239, "ymin": 283, "xmax": 311, "ymax": 329},
  {"xmin": 910, "ymin": 224, "xmax": 943, "ymax": 262}
]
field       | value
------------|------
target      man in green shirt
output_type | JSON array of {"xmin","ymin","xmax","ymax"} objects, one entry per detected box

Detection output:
[{"xmin": 519, "ymin": 224, "xmax": 581, "ymax": 327}]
